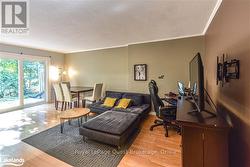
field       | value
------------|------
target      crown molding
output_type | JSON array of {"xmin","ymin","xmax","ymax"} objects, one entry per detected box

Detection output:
[
  {"xmin": 202, "ymin": 0, "xmax": 222, "ymax": 35},
  {"xmin": 66, "ymin": 34, "xmax": 203, "ymax": 54}
]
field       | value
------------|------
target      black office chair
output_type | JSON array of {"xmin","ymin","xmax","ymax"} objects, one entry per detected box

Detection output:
[{"xmin": 148, "ymin": 80, "xmax": 178, "ymax": 137}]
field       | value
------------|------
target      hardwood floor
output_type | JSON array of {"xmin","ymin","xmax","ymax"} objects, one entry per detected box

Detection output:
[
  {"xmin": 118, "ymin": 115, "xmax": 181, "ymax": 167},
  {"xmin": 0, "ymin": 104, "xmax": 181, "ymax": 167},
  {"xmin": 0, "ymin": 104, "xmax": 71, "ymax": 167}
]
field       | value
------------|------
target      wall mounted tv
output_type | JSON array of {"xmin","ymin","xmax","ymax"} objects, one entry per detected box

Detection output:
[{"xmin": 189, "ymin": 52, "xmax": 204, "ymax": 112}]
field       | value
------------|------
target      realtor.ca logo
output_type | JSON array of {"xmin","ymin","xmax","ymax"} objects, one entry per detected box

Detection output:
[
  {"xmin": 0, "ymin": 155, "xmax": 25, "ymax": 166},
  {"xmin": 0, "ymin": 0, "xmax": 29, "ymax": 35}
]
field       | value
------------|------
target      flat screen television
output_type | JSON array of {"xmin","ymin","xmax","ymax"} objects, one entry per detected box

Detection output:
[{"xmin": 189, "ymin": 52, "xmax": 204, "ymax": 112}]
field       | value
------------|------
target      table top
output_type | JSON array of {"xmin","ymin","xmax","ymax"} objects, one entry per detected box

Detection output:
[
  {"xmin": 176, "ymin": 97, "xmax": 230, "ymax": 129},
  {"xmin": 70, "ymin": 86, "xmax": 93, "ymax": 93},
  {"xmin": 59, "ymin": 108, "xmax": 90, "ymax": 119}
]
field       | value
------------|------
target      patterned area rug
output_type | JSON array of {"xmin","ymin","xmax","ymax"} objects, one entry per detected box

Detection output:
[{"xmin": 22, "ymin": 120, "xmax": 137, "ymax": 167}]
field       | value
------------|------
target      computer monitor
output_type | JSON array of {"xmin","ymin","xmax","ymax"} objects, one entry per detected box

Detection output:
[
  {"xmin": 177, "ymin": 81, "xmax": 186, "ymax": 96},
  {"xmin": 189, "ymin": 53, "xmax": 204, "ymax": 112}
]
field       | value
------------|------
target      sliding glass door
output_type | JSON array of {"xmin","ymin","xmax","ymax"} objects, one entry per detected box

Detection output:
[
  {"xmin": 0, "ymin": 58, "xmax": 19, "ymax": 110},
  {"xmin": 23, "ymin": 60, "xmax": 46, "ymax": 105},
  {"xmin": 0, "ymin": 52, "xmax": 49, "ymax": 112}
]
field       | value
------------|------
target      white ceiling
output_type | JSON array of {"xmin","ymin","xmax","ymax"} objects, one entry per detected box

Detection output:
[{"xmin": 0, "ymin": 0, "xmax": 220, "ymax": 53}]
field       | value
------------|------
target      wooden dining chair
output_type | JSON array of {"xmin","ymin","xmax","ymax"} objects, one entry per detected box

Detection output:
[
  {"xmin": 53, "ymin": 83, "xmax": 64, "ymax": 111},
  {"xmin": 61, "ymin": 83, "xmax": 78, "ymax": 110},
  {"xmin": 82, "ymin": 83, "xmax": 103, "ymax": 107}
]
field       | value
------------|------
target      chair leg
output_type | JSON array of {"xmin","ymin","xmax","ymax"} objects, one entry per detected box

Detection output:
[
  {"xmin": 150, "ymin": 121, "xmax": 164, "ymax": 131},
  {"xmin": 70, "ymin": 102, "xmax": 73, "ymax": 109},
  {"xmin": 170, "ymin": 122, "xmax": 182, "ymax": 135},
  {"xmin": 150, "ymin": 119, "xmax": 171, "ymax": 137},
  {"xmin": 55, "ymin": 101, "xmax": 58, "ymax": 110},
  {"xmin": 151, "ymin": 118, "xmax": 180, "ymax": 137},
  {"xmin": 64, "ymin": 102, "xmax": 67, "ymax": 110},
  {"xmin": 154, "ymin": 119, "xmax": 163, "ymax": 124},
  {"xmin": 82, "ymin": 99, "xmax": 86, "ymax": 108},
  {"xmin": 61, "ymin": 102, "xmax": 64, "ymax": 111},
  {"xmin": 163, "ymin": 121, "xmax": 169, "ymax": 137}
]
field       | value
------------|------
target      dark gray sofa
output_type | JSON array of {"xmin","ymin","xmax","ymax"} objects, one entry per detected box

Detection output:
[
  {"xmin": 88, "ymin": 91, "xmax": 151, "ymax": 117},
  {"xmin": 79, "ymin": 91, "xmax": 151, "ymax": 148}
]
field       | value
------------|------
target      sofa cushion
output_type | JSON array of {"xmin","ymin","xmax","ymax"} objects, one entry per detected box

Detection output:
[
  {"xmin": 102, "ymin": 97, "xmax": 117, "ymax": 107},
  {"xmin": 112, "ymin": 104, "xmax": 150, "ymax": 115},
  {"xmin": 122, "ymin": 93, "xmax": 143, "ymax": 106},
  {"xmin": 115, "ymin": 98, "xmax": 132, "ymax": 109},
  {"xmin": 106, "ymin": 92, "xmax": 123, "ymax": 99},
  {"xmin": 82, "ymin": 110, "xmax": 138, "ymax": 135},
  {"xmin": 89, "ymin": 101, "xmax": 112, "ymax": 113}
]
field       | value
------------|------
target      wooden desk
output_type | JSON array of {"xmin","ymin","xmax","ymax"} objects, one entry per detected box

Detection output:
[
  {"xmin": 177, "ymin": 97, "xmax": 229, "ymax": 128},
  {"xmin": 176, "ymin": 97, "xmax": 230, "ymax": 167},
  {"xmin": 70, "ymin": 86, "xmax": 93, "ymax": 107}
]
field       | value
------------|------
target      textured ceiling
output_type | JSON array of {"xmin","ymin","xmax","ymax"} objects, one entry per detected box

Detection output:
[{"xmin": 0, "ymin": 0, "xmax": 220, "ymax": 53}]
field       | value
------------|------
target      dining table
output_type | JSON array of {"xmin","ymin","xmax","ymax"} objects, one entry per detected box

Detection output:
[{"xmin": 70, "ymin": 86, "xmax": 94, "ymax": 107}]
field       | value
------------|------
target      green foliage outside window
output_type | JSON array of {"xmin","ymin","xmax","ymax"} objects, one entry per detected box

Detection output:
[
  {"xmin": 0, "ymin": 59, "xmax": 18, "ymax": 100},
  {"xmin": 0, "ymin": 59, "xmax": 45, "ymax": 102}
]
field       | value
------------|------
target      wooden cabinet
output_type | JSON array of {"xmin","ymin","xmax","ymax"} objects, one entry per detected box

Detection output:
[
  {"xmin": 182, "ymin": 126, "xmax": 204, "ymax": 167},
  {"xmin": 182, "ymin": 126, "xmax": 229, "ymax": 167},
  {"xmin": 176, "ymin": 98, "xmax": 230, "ymax": 167}
]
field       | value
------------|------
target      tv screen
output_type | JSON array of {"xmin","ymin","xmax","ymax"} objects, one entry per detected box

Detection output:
[{"xmin": 189, "ymin": 53, "xmax": 204, "ymax": 112}]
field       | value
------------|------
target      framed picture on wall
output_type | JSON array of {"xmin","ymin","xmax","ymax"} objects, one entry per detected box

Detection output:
[{"xmin": 134, "ymin": 64, "xmax": 147, "ymax": 81}]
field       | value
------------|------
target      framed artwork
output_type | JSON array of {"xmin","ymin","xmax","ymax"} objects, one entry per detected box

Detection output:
[{"xmin": 134, "ymin": 64, "xmax": 147, "ymax": 81}]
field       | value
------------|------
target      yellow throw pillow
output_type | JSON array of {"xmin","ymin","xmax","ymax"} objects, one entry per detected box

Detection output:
[
  {"xmin": 103, "ymin": 97, "xmax": 117, "ymax": 107},
  {"xmin": 115, "ymin": 98, "xmax": 131, "ymax": 109}
]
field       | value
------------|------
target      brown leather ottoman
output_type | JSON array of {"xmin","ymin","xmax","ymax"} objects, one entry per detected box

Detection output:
[{"xmin": 79, "ymin": 110, "xmax": 139, "ymax": 149}]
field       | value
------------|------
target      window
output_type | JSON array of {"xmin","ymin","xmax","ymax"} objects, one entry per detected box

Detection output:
[
  {"xmin": 0, "ymin": 58, "xmax": 19, "ymax": 109},
  {"xmin": 0, "ymin": 52, "xmax": 49, "ymax": 112},
  {"xmin": 23, "ymin": 60, "xmax": 46, "ymax": 105}
]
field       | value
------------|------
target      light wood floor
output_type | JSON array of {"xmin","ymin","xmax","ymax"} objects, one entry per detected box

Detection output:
[{"xmin": 0, "ymin": 104, "xmax": 181, "ymax": 167}]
